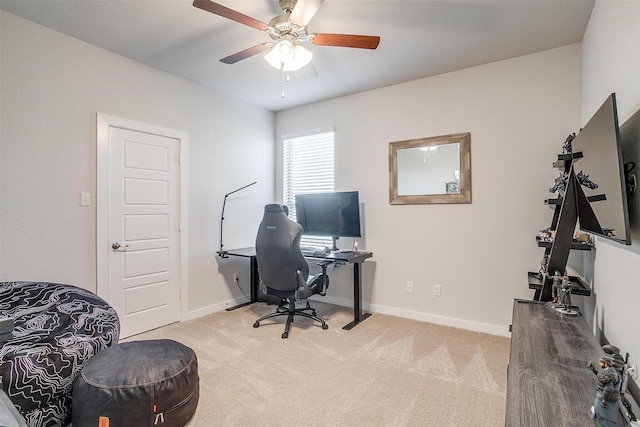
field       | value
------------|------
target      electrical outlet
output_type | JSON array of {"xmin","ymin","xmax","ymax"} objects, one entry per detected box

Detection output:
[
  {"xmin": 434, "ymin": 285, "xmax": 441, "ymax": 297},
  {"xmin": 233, "ymin": 272, "xmax": 239, "ymax": 282},
  {"xmin": 406, "ymin": 281, "xmax": 414, "ymax": 293}
]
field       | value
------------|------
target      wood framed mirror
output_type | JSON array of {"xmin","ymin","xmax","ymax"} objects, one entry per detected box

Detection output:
[{"xmin": 389, "ymin": 132, "xmax": 471, "ymax": 204}]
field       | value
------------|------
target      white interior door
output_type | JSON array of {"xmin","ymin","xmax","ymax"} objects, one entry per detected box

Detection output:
[{"xmin": 97, "ymin": 115, "xmax": 187, "ymax": 339}]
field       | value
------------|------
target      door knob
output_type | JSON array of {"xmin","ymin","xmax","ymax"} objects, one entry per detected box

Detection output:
[{"xmin": 112, "ymin": 242, "xmax": 129, "ymax": 250}]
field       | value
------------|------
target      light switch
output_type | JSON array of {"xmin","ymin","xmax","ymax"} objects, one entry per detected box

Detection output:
[{"xmin": 80, "ymin": 192, "xmax": 91, "ymax": 207}]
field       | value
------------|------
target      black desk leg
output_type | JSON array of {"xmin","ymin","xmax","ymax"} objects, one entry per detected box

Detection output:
[
  {"xmin": 250, "ymin": 256, "xmax": 259, "ymax": 302},
  {"xmin": 226, "ymin": 255, "xmax": 259, "ymax": 311},
  {"xmin": 342, "ymin": 261, "xmax": 372, "ymax": 330}
]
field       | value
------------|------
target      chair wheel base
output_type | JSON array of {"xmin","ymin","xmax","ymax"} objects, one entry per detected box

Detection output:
[{"xmin": 252, "ymin": 299, "xmax": 328, "ymax": 338}]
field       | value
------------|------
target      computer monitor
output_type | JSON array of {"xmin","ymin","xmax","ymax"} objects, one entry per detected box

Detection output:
[{"xmin": 294, "ymin": 191, "xmax": 361, "ymax": 250}]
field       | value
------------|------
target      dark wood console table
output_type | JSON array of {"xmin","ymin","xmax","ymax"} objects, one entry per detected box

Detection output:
[{"xmin": 506, "ymin": 299, "xmax": 603, "ymax": 426}]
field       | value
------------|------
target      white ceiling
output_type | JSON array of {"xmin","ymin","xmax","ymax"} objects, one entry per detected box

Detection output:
[{"xmin": 1, "ymin": 0, "xmax": 595, "ymax": 112}]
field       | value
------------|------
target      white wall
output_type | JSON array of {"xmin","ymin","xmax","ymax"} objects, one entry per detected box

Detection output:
[
  {"xmin": 277, "ymin": 44, "xmax": 583, "ymax": 334},
  {"xmin": 0, "ymin": 12, "xmax": 275, "ymax": 316},
  {"xmin": 579, "ymin": 0, "xmax": 640, "ymax": 370}
]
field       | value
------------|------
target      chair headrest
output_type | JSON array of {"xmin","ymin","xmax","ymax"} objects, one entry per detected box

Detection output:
[{"xmin": 264, "ymin": 204, "xmax": 287, "ymax": 215}]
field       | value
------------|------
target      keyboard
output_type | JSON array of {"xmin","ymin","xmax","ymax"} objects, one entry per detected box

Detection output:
[{"xmin": 300, "ymin": 247, "xmax": 326, "ymax": 257}]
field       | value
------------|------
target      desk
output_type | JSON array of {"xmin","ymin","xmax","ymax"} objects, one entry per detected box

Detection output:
[
  {"xmin": 221, "ymin": 248, "xmax": 373, "ymax": 330},
  {"xmin": 221, "ymin": 247, "xmax": 260, "ymax": 310}
]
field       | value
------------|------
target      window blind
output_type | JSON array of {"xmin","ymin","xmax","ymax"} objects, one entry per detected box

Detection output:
[{"xmin": 283, "ymin": 130, "xmax": 334, "ymax": 248}]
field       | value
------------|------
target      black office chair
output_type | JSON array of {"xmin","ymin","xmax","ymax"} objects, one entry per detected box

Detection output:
[{"xmin": 253, "ymin": 204, "xmax": 330, "ymax": 339}]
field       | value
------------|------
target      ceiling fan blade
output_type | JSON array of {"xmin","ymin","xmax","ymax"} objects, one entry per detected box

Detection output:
[
  {"xmin": 300, "ymin": 62, "xmax": 319, "ymax": 80},
  {"xmin": 290, "ymin": 0, "xmax": 325, "ymax": 26},
  {"xmin": 310, "ymin": 33, "xmax": 381, "ymax": 50},
  {"xmin": 193, "ymin": 0, "xmax": 268, "ymax": 31},
  {"xmin": 220, "ymin": 43, "xmax": 272, "ymax": 64}
]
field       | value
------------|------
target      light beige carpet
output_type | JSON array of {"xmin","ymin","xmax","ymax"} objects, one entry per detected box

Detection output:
[{"xmin": 125, "ymin": 301, "xmax": 509, "ymax": 426}]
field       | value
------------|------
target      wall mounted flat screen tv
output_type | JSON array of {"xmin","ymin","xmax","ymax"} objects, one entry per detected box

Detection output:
[
  {"xmin": 294, "ymin": 191, "xmax": 362, "ymax": 242},
  {"xmin": 571, "ymin": 93, "xmax": 631, "ymax": 245}
]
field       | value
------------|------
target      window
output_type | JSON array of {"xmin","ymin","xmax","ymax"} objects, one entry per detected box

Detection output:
[{"xmin": 283, "ymin": 129, "xmax": 334, "ymax": 248}]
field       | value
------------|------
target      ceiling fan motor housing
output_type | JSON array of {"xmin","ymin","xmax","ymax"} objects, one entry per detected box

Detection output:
[{"xmin": 268, "ymin": 14, "xmax": 307, "ymax": 42}]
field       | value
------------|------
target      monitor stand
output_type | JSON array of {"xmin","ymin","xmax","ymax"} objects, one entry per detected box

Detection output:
[{"xmin": 331, "ymin": 236, "xmax": 339, "ymax": 252}]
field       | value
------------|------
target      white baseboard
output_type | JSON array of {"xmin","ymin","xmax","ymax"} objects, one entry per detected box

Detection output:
[
  {"xmin": 181, "ymin": 297, "xmax": 250, "ymax": 321},
  {"xmin": 183, "ymin": 295, "xmax": 511, "ymax": 338},
  {"xmin": 368, "ymin": 303, "xmax": 511, "ymax": 337},
  {"xmin": 311, "ymin": 294, "xmax": 510, "ymax": 337}
]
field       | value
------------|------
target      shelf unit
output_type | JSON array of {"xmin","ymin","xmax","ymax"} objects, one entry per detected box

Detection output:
[
  {"xmin": 531, "ymin": 149, "xmax": 605, "ymax": 301},
  {"xmin": 527, "ymin": 271, "xmax": 591, "ymax": 296},
  {"xmin": 535, "ymin": 236, "xmax": 592, "ymax": 251}
]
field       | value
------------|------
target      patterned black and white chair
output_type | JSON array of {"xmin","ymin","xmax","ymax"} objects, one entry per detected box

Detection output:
[{"xmin": 0, "ymin": 281, "xmax": 120, "ymax": 427}]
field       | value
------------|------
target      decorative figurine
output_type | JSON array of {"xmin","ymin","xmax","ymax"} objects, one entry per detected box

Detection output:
[
  {"xmin": 548, "ymin": 271, "xmax": 579, "ymax": 316},
  {"xmin": 549, "ymin": 169, "xmax": 599, "ymax": 195},
  {"xmin": 587, "ymin": 355, "xmax": 631, "ymax": 426},
  {"xmin": 560, "ymin": 275, "xmax": 572, "ymax": 311},
  {"xmin": 602, "ymin": 345, "xmax": 637, "ymax": 422},
  {"xmin": 577, "ymin": 170, "xmax": 599, "ymax": 190},
  {"xmin": 536, "ymin": 254, "xmax": 548, "ymax": 279},
  {"xmin": 539, "ymin": 228, "xmax": 554, "ymax": 242},
  {"xmin": 551, "ymin": 271, "xmax": 562, "ymax": 304},
  {"xmin": 549, "ymin": 172, "xmax": 569, "ymax": 195},
  {"xmin": 574, "ymin": 231, "xmax": 592, "ymax": 244},
  {"xmin": 562, "ymin": 132, "xmax": 576, "ymax": 154}
]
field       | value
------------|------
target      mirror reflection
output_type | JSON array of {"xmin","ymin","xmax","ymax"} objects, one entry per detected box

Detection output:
[
  {"xmin": 389, "ymin": 133, "xmax": 471, "ymax": 204},
  {"xmin": 396, "ymin": 143, "xmax": 460, "ymax": 195}
]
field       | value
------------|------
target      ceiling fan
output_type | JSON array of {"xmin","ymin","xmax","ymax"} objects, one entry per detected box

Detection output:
[{"xmin": 193, "ymin": 0, "xmax": 381, "ymax": 71}]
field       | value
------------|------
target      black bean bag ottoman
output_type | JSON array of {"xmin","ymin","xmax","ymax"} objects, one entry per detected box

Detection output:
[
  {"xmin": 73, "ymin": 339, "xmax": 199, "ymax": 427},
  {"xmin": 0, "ymin": 281, "xmax": 120, "ymax": 427}
]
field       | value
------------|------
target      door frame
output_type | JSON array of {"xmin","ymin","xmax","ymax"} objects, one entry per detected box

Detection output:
[{"xmin": 96, "ymin": 113, "xmax": 189, "ymax": 323}]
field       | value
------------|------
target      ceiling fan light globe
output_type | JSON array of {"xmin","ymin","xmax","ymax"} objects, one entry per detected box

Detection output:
[
  {"xmin": 264, "ymin": 46, "xmax": 285, "ymax": 69},
  {"xmin": 277, "ymin": 40, "xmax": 294, "ymax": 57},
  {"xmin": 264, "ymin": 40, "xmax": 294, "ymax": 68},
  {"xmin": 264, "ymin": 42, "xmax": 312, "ymax": 71},
  {"xmin": 289, "ymin": 44, "xmax": 313, "ymax": 70}
]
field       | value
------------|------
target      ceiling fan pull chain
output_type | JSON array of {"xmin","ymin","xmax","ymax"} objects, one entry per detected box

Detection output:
[{"xmin": 281, "ymin": 65, "xmax": 286, "ymax": 98}]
